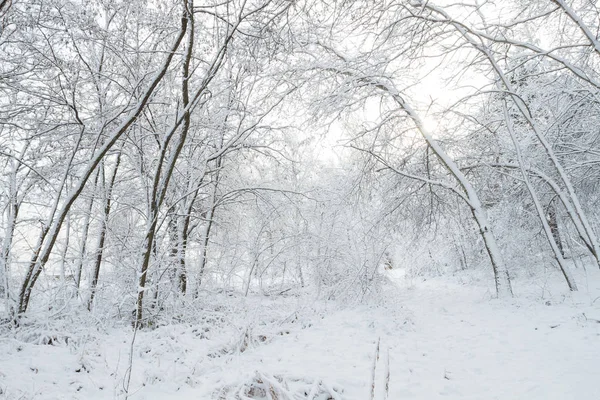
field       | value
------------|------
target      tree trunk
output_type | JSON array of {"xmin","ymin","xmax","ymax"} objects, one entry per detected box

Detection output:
[
  {"xmin": 196, "ymin": 171, "xmax": 219, "ymax": 291},
  {"xmin": 502, "ymin": 102, "xmax": 576, "ymax": 291},
  {"xmin": 1, "ymin": 158, "xmax": 20, "ymax": 303},
  {"xmin": 76, "ymin": 169, "xmax": 101, "ymax": 289},
  {"xmin": 59, "ymin": 213, "xmax": 70, "ymax": 284},
  {"xmin": 135, "ymin": 9, "xmax": 194, "ymax": 327},
  {"xmin": 88, "ymin": 154, "xmax": 121, "ymax": 311},
  {"xmin": 16, "ymin": 17, "xmax": 189, "ymax": 316},
  {"xmin": 547, "ymin": 200, "xmax": 564, "ymax": 257}
]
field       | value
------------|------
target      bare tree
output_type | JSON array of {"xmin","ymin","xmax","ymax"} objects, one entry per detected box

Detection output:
[{"xmin": 15, "ymin": 5, "xmax": 189, "ymax": 316}]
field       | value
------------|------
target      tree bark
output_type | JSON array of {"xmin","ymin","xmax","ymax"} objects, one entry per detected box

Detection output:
[
  {"xmin": 135, "ymin": 8, "xmax": 194, "ymax": 326},
  {"xmin": 75, "ymin": 169, "xmax": 101, "ymax": 289},
  {"xmin": 88, "ymin": 154, "xmax": 121, "ymax": 311}
]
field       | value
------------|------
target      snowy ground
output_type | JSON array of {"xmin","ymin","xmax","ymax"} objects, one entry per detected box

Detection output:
[{"xmin": 1, "ymin": 268, "xmax": 600, "ymax": 399}]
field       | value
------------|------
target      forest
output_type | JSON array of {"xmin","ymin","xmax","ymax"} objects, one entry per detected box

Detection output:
[{"xmin": 0, "ymin": 0, "xmax": 599, "ymax": 398}]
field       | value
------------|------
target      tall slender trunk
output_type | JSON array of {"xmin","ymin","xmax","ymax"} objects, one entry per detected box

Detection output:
[
  {"xmin": 178, "ymin": 207, "xmax": 190, "ymax": 295},
  {"xmin": 59, "ymin": 213, "xmax": 70, "ymax": 283},
  {"xmin": 196, "ymin": 163, "xmax": 221, "ymax": 291},
  {"xmin": 135, "ymin": 10, "xmax": 194, "ymax": 326},
  {"xmin": 177, "ymin": 209, "xmax": 188, "ymax": 294},
  {"xmin": 0, "ymin": 201, "xmax": 17, "ymax": 301},
  {"xmin": 75, "ymin": 169, "xmax": 101, "ymax": 289},
  {"xmin": 175, "ymin": 166, "xmax": 209, "ymax": 295},
  {"xmin": 137, "ymin": 203, "xmax": 160, "ymax": 325},
  {"xmin": 547, "ymin": 200, "xmax": 564, "ymax": 257},
  {"xmin": 88, "ymin": 154, "xmax": 121, "ymax": 311},
  {"xmin": 167, "ymin": 209, "xmax": 184, "ymax": 293},
  {"xmin": 1, "ymin": 158, "xmax": 20, "ymax": 305},
  {"xmin": 503, "ymin": 102, "xmax": 576, "ymax": 290}
]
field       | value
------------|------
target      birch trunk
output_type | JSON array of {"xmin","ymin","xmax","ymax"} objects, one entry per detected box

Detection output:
[{"xmin": 1, "ymin": 158, "xmax": 20, "ymax": 305}]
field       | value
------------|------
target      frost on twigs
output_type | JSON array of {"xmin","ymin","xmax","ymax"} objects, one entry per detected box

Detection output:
[
  {"xmin": 17, "ymin": 330, "xmax": 71, "ymax": 346},
  {"xmin": 12, "ymin": 318, "xmax": 84, "ymax": 348}
]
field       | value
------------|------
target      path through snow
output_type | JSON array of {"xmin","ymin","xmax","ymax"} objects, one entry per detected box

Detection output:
[
  {"xmin": 1, "ymin": 270, "xmax": 599, "ymax": 399},
  {"xmin": 385, "ymin": 275, "xmax": 600, "ymax": 399}
]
